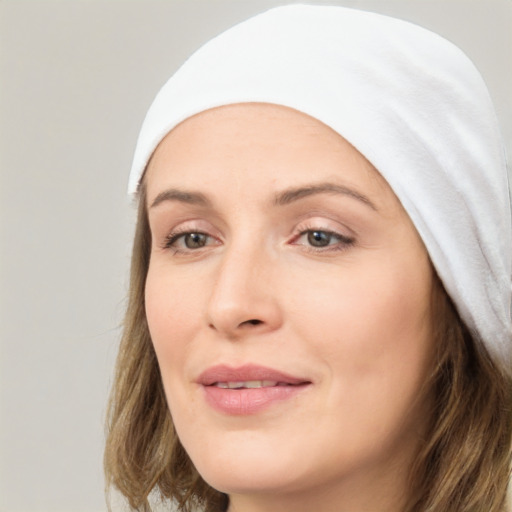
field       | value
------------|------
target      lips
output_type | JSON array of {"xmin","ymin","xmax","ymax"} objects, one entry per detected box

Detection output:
[
  {"xmin": 199, "ymin": 364, "xmax": 309, "ymax": 386},
  {"xmin": 198, "ymin": 364, "xmax": 311, "ymax": 415},
  {"xmin": 213, "ymin": 380, "xmax": 286, "ymax": 389}
]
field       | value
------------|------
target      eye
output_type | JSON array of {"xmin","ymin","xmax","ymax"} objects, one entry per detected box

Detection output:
[
  {"xmin": 292, "ymin": 228, "xmax": 355, "ymax": 252},
  {"xmin": 182, "ymin": 232, "xmax": 208, "ymax": 249},
  {"xmin": 164, "ymin": 231, "xmax": 215, "ymax": 251},
  {"xmin": 307, "ymin": 230, "xmax": 335, "ymax": 247}
]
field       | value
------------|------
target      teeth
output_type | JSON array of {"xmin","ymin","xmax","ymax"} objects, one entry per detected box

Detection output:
[
  {"xmin": 228, "ymin": 381, "xmax": 246, "ymax": 389},
  {"xmin": 214, "ymin": 380, "xmax": 279, "ymax": 389},
  {"xmin": 246, "ymin": 380, "xmax": 278, "ymax": 388}
]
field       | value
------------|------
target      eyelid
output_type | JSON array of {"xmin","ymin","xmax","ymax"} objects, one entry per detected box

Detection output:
[
  {"xmin": 159, "ymin": 219, "xmax": 222, "ymax": 251},
  {"xmin": 289, "ymin": 218, "xmax": 356, "ymax": 252},
  {"xmin": 163, "ymin": 230, "xmax": 222, "ymax": 255},
  {"xmin": 293, "ymin": 217, "xmax": 355, "ymax": 238},
  {"xmin": 291, "ymin": 229, "xmax": 354, "ymax": 245}
]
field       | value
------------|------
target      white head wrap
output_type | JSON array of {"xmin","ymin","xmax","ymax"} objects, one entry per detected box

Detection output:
[{"xmin": 129, "ymin": 5, "xmax": 512, "ymax": 374}]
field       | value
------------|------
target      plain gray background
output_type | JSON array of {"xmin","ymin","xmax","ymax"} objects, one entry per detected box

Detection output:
[{"xmin": 1, "ymin": 1, "xmax": 511, "ymax": 511}]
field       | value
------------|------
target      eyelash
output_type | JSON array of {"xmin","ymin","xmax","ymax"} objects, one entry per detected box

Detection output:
[
  {"xmin": 162, "ymin": 225, "xmax": 355, "ymax": 255},
  {"xmin": 291, "ymin": 225, "xmax": 355, "ymax": 253},
  {"xmin": 163, "ymin": 228, "xmax": 216, "ymax": 253}
]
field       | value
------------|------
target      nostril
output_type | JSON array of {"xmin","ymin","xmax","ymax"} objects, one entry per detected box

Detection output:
[{"xmin": 208, "ymin": 318, "xmax": 263, "ymax": 332}]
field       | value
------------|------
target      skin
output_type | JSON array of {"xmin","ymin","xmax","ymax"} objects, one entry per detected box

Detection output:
[{"xmin": 144, "ymin": 103, "xmax": 436, "ymax": 512}]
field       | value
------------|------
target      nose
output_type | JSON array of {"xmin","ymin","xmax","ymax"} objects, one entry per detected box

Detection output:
[{"xmin": 206, "ymin": 243, "xmax": 283, "ymax": 339}]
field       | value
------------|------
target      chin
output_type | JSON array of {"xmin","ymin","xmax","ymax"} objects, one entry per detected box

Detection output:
[
  {"xmin": 200, "ymin": 465, "xmax": 301, "ymax": 496},
  {"xmin": 187, "ymin": 439, "xmax": 308, "ymax": 495}
]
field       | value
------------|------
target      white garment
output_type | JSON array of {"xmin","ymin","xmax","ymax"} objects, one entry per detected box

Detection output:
[{"xmin": 128, "ymin": 5, "xmax": 512, "ymax": 374}]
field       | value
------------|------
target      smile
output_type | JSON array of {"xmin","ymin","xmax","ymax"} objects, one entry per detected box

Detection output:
[
  {"xmin": 212, "ymin": 380, "xmax": 294, "ymax": 389},
  {"xmin": 198, "ymin": 364, "xmax": 311, "ymax": 415}
]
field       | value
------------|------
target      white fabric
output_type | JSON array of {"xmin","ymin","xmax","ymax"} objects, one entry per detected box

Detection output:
[{"xmin": 128, "ymin": 5, "xmax": 512, "ymax": 373}]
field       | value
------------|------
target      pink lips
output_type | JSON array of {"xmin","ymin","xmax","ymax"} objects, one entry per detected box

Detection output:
[{"xmin": 198, "ymin": 364, "xmax": 311, "ymax": 415}]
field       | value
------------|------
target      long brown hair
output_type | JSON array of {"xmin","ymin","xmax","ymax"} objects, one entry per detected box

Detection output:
[{"xmin": 105, "ymin": 181, "xmax": 511, "ymax": 512}]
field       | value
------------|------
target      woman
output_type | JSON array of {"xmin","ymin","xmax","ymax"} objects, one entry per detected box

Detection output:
[{"xmin": 105, "ymin": 5, "xmax": 512, "ymax": 512}]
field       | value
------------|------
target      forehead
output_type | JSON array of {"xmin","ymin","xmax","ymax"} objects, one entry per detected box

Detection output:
[
  {"xmin": 150, "ymin": 103, "xmax": 366, "ymax": 159},
  {"xmin": 145, "ymin": 103, "xmax": 395, "ymax": 210}
]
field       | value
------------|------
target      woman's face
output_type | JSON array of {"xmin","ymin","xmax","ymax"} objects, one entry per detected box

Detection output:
[{"xmin": 145, "ymin": 104, "xmax": 435, "ymax": 510}]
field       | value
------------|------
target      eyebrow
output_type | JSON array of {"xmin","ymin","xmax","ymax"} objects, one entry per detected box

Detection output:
[
  {"xmin": 150, "ymin": 189, "xmax": 211, "ymax": 209},
  {"xmin": 149, "ymin": 181, "xmax": 377, "ymax": 211},
  {"xmin": 273, "ymin": 182, "xmax": 377, "ymax": 210}
]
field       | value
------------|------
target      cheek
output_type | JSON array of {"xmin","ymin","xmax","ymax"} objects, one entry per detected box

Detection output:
[
  {"xmin": 288, "ymin": 256, "xmax": 434, "ymax": 419},
  {"xmin": 290, "ymin": 256, "xmax": 431, "ymax": 347},
  {"xmin": 145, "ymin": 263, "xmax": 201, "ymax": 369}
]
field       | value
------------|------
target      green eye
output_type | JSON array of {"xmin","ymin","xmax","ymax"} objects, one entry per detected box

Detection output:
[
  {"xmin": 164, "ymin": 231, "xmax": 212, "ymax": 251},
  {"xmin": 307, "ymin": 230, "xmax": 333, "ymax": 247},
  {"xmin": 184, "ymin": 232, "xmax": 208, "ymax": 249},
  {"xmin": 293, "ymin": 228, "xmax": 355, "ymax": 253}
]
